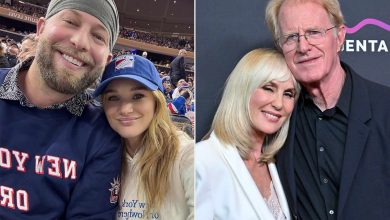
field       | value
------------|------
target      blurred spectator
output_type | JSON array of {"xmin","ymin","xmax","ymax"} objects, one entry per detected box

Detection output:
[
  {"xmin": 168, "ymin": 90, "xmax": 191, "ymax": 116},
  {"xmin": 0, "ymin": 2, "xmax": 194, "ymax": 51},
  {"xmin": 0, "ymin": 38, "xmax": 7, "ymax": 51},
  {"xmin": 159, "ymin": 71, "xmax": 165, "ymax": 78},
  {"xmin": 119, "ymin": 27, "xmax": 194, "ymax": 52},
  {"xmin": 183, "ymin": 87, "xmax": 194, "ymax": 113},
  {"xmin": 162, "ymin": 76, "xmax": 173, "ymax": 102},
  {"xmin": 17, "ymin": 33, "xmax": 36, "ymax": 63},
  {"xmin": 142, "ymin": 51, "xmax": 148, "ymax": 58},
  {"xmin": 130, "ymin": 49, "xmax": 137, "ymax": 55},
  {"xmin": 170, "ymin": 49, "xmax": 187, "ymax": 88},
  {"xmin": 0, "ymin": 1, "xmax": 46, "ymax": 18},
  {"xmin": 6, "ymin": 41, "xmax": 19, "ymax": 67},
  {"xmin": 187, "ymin": 77, "xmax": 194, "ymax": 92},
  {"xmin": 172, "ymin": 79, "xmax": 188, "ymax": 99},
  {"xmin": 0, "ymin": 44, "xmax": 10, "ymax": 68},
  {"xmin": 168, "ymin": 88, "xmax": 194, "ymax": 137}
]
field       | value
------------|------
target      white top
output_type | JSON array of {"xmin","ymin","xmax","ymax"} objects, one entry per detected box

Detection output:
[
  {"xmin": 265, "ymin": 181, "xmax": 287, "ymax": 220},
  {"xmin": 195, "ymin": 132, "xmax": 290, "ymax": 220},
  {"xmin": 117, "ymin": 132, "xmax": 194, "ymax": 220},
  {"xmin": 172, "ymin": 88, "xmax": 181, "ymax": 100}
]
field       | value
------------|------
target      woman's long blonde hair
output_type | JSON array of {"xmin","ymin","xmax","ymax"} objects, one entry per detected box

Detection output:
[{"xmin": 132, "ymin": 90, "xmax": 180, "ymax": 211}]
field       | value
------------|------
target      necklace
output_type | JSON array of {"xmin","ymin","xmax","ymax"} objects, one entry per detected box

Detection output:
[{"xmin": 123, "ymin": 139, "xmax": 141, "ymax": 158}]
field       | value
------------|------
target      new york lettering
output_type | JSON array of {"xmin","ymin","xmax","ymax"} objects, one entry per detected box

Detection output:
[{"xmin": 0, "ymin": 147, "xmax": 78, "ymax": 211}]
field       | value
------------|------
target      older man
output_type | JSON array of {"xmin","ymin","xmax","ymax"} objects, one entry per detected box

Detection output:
[{"xmin": 266, "ymin": 0, "xmax": 390, "ymax": 219}]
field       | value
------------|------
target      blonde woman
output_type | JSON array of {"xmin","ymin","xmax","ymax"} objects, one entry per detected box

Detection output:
[
  {"xmin": 196, "ymin": 48, "xmax": 300, "ymax": 220},
  {"xmin": 94, "ymin": 55, "xmax": 193, "ymax": 220}
]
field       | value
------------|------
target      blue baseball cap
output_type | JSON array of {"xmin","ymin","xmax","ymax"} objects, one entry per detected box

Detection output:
[
  {"xmin": 93, "ymin": 54, "xmax": 164, "ymax": 97},
  {"xmin": 161, "ymin": 76, "xmax": 171, "ymax": 83}
]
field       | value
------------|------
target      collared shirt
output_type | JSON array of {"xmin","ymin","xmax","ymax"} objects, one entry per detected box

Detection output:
[
  {"xmin": 294, "ymin": 70, "xmax": 352, "ymax": 220},
  {"xmin": 0, "ymin": 57, "xmax": 91, "ymax": 116}
]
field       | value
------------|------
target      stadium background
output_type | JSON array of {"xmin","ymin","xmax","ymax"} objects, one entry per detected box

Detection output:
[
  {"xmin": 0, "ymin": 0, "xmax": 195, "ymax": 137},
  {"xmin": 0, "ymin": 0, "xmax": 194, "ymax": 73}
]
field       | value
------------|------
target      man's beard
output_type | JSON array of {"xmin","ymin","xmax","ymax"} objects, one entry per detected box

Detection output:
[{"xmin": 35, "ymin": 39, "xmax": 104, "ymax": 95}]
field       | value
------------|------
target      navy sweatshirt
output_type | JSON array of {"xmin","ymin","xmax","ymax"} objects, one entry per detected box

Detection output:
[{"xmin": 0, "ymin": 68, "xmax": 122, "ymax": 219}]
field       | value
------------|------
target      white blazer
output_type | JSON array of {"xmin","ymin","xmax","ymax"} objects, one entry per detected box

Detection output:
[{"xmin": 195, "ymin": 133, "xmax": 290, "ymax": 220}]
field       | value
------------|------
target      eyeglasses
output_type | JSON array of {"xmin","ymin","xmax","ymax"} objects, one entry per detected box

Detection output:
[{"xmin": 277, "ymin": 26, "xmax": 337, "ymax": 52}]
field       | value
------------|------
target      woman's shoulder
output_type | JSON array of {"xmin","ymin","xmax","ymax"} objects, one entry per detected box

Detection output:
[
  {"xmin": 195, "ymin": 133, "xmax": 230, "ymax": 170},
  {"xmin": 195, "ymin": 132, "xmax": 222, "ymax": 154},
  {"xmin": 177, "ymin": 130, "xmax": 193, "ymax": 148},
  {"xmin": 176, "ymin": 131, "xmax": 194, "ymax": 161}
]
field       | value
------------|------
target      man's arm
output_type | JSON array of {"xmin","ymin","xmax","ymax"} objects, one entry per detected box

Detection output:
[{"xmin": 65, "ymin": 130, "xmax": 122, "ymax": 220}]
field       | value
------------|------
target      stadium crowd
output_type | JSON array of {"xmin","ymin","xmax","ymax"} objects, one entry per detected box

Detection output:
[{"xmin": 0, "ymin": 1, "xmax": 194, "ymax": 51}]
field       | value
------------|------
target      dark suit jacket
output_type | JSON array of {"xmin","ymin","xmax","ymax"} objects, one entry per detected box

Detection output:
[
  {"xmin": 277, "ymin": 62, "xmax": 390, "ymax": 220},
  {"xmin": 170, "ymin": 55, "xmax": 186, "ymax": 78}
]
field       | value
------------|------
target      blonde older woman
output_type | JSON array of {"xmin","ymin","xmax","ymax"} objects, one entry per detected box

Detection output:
[{"xmin": 196, "ymin": 48, "xmax": 300, "ymax": 220}]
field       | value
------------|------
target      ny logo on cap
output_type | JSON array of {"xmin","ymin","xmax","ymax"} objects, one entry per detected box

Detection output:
[{"xmin": 115, "ymin": 55, "xmax": 135, "ymax": 70}]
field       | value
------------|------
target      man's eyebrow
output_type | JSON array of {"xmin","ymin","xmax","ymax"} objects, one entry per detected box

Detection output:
[{"xmin": 65, "ymin": 9, "xmax": 108, "ymax": 33}]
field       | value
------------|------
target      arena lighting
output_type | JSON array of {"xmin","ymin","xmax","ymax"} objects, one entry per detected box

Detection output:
[{"xmin": 18, "ymin": 1, "xmax": 25, "ymax": 4}]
